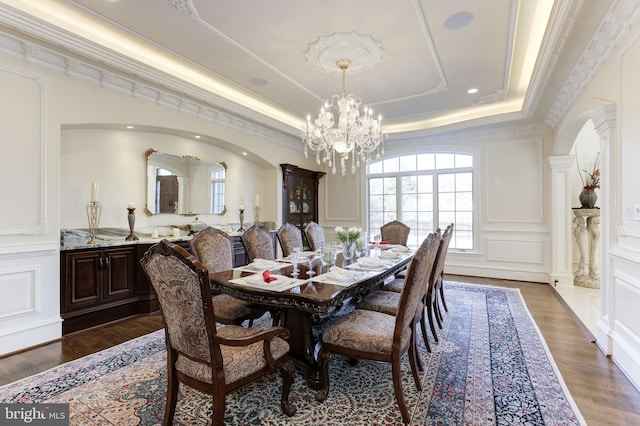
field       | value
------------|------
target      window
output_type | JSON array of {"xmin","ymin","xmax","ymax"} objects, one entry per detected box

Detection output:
[
  {"xmin": 210, "ymin": 167, "xmax": 226, "ymax": 214},
  {"xmin": 367, "ymin": 153, "xmax": 474, "ymax": 249}
]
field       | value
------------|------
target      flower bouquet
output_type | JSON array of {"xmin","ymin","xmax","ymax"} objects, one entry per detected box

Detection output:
[
  {"xmin": 335, "ymin": 226, "xmax": 362, "ymax": 260},
  {"xmin": 334, "ymin": 226, "xmax": 362, "ymax": 244},
  {"xmin": 578, "ymin": 152, "xmax": 600, "ymax": 190}
]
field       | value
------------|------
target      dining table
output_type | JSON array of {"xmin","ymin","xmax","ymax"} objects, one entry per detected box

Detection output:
[{"xmin": 208, "ymin": 245, "xmax": 414, "ymax": 389}]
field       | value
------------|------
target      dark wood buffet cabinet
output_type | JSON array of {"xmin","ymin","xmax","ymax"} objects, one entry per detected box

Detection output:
[{"xmin": 60, "ymin": 233, "xmax": 264, "ymax": 334}]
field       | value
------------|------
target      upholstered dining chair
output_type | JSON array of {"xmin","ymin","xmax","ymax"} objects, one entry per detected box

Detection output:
[
  {"xmin": 316, "ymin": 233, "xmax": 439, "ymax": 424},
  {"xmin": 380, "ymin": 220, "xmax": 411, "ymax": 246},
  {"xmin": 427, "ymin": 223, "xmax": 454, "ymax": 339},
  {"xmin": 381, "ymin": 225, "xmax": 453, "ymax": 344},
  {"xmin": 276, "ymin": 223, "xmax": 304, "ymax": 257},
  {"xmin": 357, "ymin": 231, "xmax": 442, "ymax": 355},
  {"xmin": 304, "ymin": 221, "xmax": 325, "ymax": 251},
  {"xmin": 189, "ymin": 226, "xmax": 267, "ymax": 327},
  {"xmin": 242, "ymin": 224, "xmax": 275, "ymax": 262},
  {"xmin": 140, "ymin": 240, "xmax": 296, "ymax": 426}
]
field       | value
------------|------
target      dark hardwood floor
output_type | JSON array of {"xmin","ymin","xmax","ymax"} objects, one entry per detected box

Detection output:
[{"xmin": 1, "ymin": 275, "xmax": 639, "ymax": 425}]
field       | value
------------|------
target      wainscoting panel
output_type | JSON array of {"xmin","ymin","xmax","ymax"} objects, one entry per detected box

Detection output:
[
  {"xmin": 0, "ymin": 243, "xmax": 60, "ymax": 356},
  {"xmin": 0, "ymin": 266, "xmax": 38, "ymax": 319},
  {"xmin": 486, "ymin": 238, "xmax": 544, "ymax": 264},
  {"xmin": 608, "ymin": 250, "xmax": 640, "ymax": 390}
]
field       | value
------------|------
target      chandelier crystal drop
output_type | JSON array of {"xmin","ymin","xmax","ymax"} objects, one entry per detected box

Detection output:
[{"xmin": 302, "ymin": 59, "xmax": 385, "ymax": 175}]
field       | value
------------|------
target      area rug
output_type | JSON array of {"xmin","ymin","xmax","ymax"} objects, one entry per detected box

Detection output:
[{"xmin": 0, "ymin": 282, "xmax": 585, "ymax": 425}]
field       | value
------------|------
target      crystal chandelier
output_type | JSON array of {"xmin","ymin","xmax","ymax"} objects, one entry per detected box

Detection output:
[{"xmin": 302, "ymin": 59, "xmax": 385, "ymax": 175}]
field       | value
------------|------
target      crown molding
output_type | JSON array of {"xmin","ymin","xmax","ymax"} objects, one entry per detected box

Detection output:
[
  {"xmin": 544, "ymin": 0, "xmax": 640, "ymax": 127},
  {"xmin": 0, "ymin": 4, "xmax": 301, "ymax": 149}
]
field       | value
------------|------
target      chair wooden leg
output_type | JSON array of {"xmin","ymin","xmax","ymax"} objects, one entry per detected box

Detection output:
[
  {"xmin": 434, "ymin": 298, "xmax": 443, "ymax": 329},
  {"xmin": 408, "ymin": 333, "xmax": 423, "ymax": 388},
  {"xmin": 212, "ymin": 384, "xmax": 226, "ymax": 426},
  {"xmin": 419, "ymin": 311, "xmax": 432, "ymax": 351},
  {"xmin": 439, "ymin": 275, "xmax": 448, "ymax": 312},
  {"xmin": 316, "ymin": 347, "xmax": 333, "ymax": 402},
  {"xmin": 391, "ymin": 358, "xmax": 410, "ymax": 424},
  {"xmin": 411, "ymin": 323, "xmax": 424, "ymax": 372},
  {"xmin": 279, "ymin": 359, "xmax": 297, "ymax": 416},
  {"xmin": 426, "ymin": 296, "xmax": 439, "ymax": 343},
  {"xmin": 164, "ymin": 367, "xmax": 179, "ymax": 426}
]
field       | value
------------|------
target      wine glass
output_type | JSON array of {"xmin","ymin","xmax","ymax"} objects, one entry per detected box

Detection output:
[{"xmin": 290, "ymin": 247, "xmax": 301, "ymax": 276}]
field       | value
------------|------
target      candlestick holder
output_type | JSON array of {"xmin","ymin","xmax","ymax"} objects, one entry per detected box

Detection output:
[
  {"xmin": 86, "ymin": 201, "xmax": 102, "ymax": 244},
  {"xmin": 254, "ymin": 206, "xmax": 261, "ymax": 224},
  {"xmin": 237, "ymin": 208, "xmax": 245, "ymax": 232},
  {"xmin": 125, "ymin": 207, "xmax": 139, "ymax": 241}
]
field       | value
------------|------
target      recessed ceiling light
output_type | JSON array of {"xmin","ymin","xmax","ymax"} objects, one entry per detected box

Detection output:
[
  {"xmin": 242, "ymin": 152, "xmax": 247, "ymax": 156},
  {"xmin": 444, "ymin": 12, "xmax": 473, "ymax": 30},
  {"xmin": 249, "ymin": 78, "xmax": 268, "ymax": 86},
  {"xmin": 467, "ymin": 88, "xmax": 479, "ymax": 94},
  {"xmin": 195, "ymin": 135, "xmax": 201, "ymax": 139},
  {"xmin": 126, "ymin": 125, "xmax": 134, "ymax": 129}
]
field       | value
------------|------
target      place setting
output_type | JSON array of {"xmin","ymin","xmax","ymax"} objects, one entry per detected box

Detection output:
[
  {"xmin": 229, "ymin": 269, "xmax": 306, "ymax": 292},
  {"xmin": 233, "ymin": 258, "xmax": 290, "ymax": 273},
  {"xmin": 310, "ymin": 265, "xmax": 372, "ymax": 286}
]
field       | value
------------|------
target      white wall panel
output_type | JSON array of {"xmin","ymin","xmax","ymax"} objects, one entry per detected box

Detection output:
[
  {"xmin": 485, "ymin": 139, "xmax": 544, "ymax": 223},
  {"xmin": 0, "ymin": 266, "xmax": 38, "ymax": 319},
  {"xmin": 0, "ymin": 244, "xmax": 60, "ymax": 356},
  {"xmin": 0, "ymin": 66, "xmax": 47, "ymax": 235},
  {"xmin": 486, "ymin": 238, "xmax": 544, "ymax": 264}
]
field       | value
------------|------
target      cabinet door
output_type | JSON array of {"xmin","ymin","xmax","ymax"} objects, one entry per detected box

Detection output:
[
  {"xmin": 103, "ymin": 247, "xmax": 136, "ymax": 300},
  {"xmin": 63, "ymin": 250, "xmax": 102, "ymax": 311}
]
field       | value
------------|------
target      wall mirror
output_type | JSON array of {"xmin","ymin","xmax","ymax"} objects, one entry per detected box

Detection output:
[{"xmin": 145, "ymin": 149, "xmax": 227, "ymax": 216}]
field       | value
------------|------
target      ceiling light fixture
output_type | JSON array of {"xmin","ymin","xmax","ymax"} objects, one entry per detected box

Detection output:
[{"xmin": 302, "ymin": 59, "xmax": 385, "ymax": 175}]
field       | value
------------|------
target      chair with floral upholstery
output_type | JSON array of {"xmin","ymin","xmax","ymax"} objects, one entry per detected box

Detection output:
[
  {"xmin": 357, "ymin": 231, "xmax": 441, "ymax": 356},
  {"xmin": 140, "ymin": 239, "xmax": 296, "ymax": 425},
  {"xmin": 189, "ymin": 226, "xmax": 267, "ymax": 327},
  {"xmin": 316, "ymin": 232, "xmax": 439, "ymax": 424},
  {"xmin": 304, "ymin": 221, "xmax": 325, "ymax": 251},
  {"xmin": 380, "ymin": 220, "xmax": 411, "ymax": 246},
  {"xmin": 277, "ymin": 223, "xmax": 304, "ymax": 257},
  {"xmin": 242, "ymin": 224, "xmax": 275, "ymax": 262}
]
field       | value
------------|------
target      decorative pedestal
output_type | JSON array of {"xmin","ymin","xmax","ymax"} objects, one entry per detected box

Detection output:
[{"xmin": 572, "ymin": 208, "xmax": 600, "ymax": 288}]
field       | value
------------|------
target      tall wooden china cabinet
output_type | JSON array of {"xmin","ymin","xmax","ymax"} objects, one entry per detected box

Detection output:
[{"xmin": 280, "ymin": 164, "xmax": 325, "ymax": 244}]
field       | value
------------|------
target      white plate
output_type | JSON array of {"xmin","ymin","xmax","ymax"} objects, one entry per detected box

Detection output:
[
  {"xmin": 379, "ymin": 251, "xmax": 400, "ymax": 258},
  {"xmin": 245, "ymin": 274, "xmax": 291, "ymax": 286},
  {"xmin": 357, "ymin": 258, "xmax": 392, "ymax": 267},
  {"xmin": 392, "ymin": 246, "xmax": 410, "ymax": 252},
  {"xmin": 325, "ymin": 272, "xmax": 353, "ymax": 282},
  {"xmin": 246, "ymin": 259, "xmax": 280, "ymax": 270}
]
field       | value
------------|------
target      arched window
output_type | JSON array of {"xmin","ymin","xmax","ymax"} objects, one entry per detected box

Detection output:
[{"xmin": 367, "ymin": 153, "xmax": 474, "ymax": 249}]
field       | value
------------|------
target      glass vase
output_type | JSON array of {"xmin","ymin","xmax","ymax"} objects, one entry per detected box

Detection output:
[{"xmin": 342, "ymin": 241, "xmax": 356, "ymax": 261}]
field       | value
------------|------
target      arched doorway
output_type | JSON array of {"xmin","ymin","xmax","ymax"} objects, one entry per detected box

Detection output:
[{"xmin": 549, "ymin": 101, "xmax": 615, "ymax": 345}]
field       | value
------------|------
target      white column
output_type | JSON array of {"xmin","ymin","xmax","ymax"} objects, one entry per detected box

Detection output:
[
  {"xmin": 592, "ymin": 104, "xmax": 616, "ymax": 353},
  {"xmin": 548, "ymin": 155, "xmax": 576, "ymax": 286}
]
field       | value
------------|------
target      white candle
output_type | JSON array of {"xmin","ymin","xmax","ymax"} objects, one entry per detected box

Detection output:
[
  {"xmin": 127, "ymin": 202, "xmax": 135, "ymax": 209},
  {"xmin": 172, "ymin": 227, "xmax": 180, "ymax": 237},
  {"xmin": 255, "ymin": 194, "xmax": 260, "ymax": 207},
  {"xmin": 91, "ymin": 182, "xmax": 99, "ymax": 203},
  {"xmin": 239, "ymin": 205, "xmax": 244, "ymax": 211}
]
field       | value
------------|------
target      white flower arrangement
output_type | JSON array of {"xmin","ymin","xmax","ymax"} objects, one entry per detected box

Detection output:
[{"xmin": 335, "ymin": 226, "xmax": 362, "ymax": 245}]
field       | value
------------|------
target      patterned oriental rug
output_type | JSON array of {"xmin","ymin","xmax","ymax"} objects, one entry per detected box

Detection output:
[{"xmin": 0, "ymin": 282, "xmax": 586, "ymax": 425}]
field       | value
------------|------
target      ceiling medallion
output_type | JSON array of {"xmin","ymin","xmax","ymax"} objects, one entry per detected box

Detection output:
[
  {"xmin": 304, "ymin": 32, "xmax": 383, "ymax": 75},
  {"xmin": 302, "ymin": 32, "xmax": 385, "ymax": 175}
]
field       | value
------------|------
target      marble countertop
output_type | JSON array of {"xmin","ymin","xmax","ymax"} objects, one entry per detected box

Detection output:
[{"xmin": 60, "ymin": 226, "xmax": 248, "ymax": 250}]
